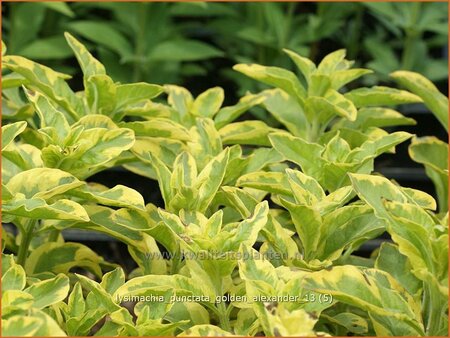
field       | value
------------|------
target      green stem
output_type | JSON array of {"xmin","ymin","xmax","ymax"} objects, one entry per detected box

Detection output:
[
  {"xmin": 401, "ymin": 3, "xmax": 421, "ymax": 71},
  {"xmin": 17, "ymin": 220, "xmax": 37, "ymax": 266},
  {"xmin": 424, "ymin": 281, "xmax": 443, "ymax": 335},
  {"xmin": 217, "ymin": 301, "xmax": 232, "ymax": 332},
  {"xmin": 132, "ymin": 3, "xmax": 148, "ymax": 82},
  {"xmin": 170, "ymin": 249, "xmax": 182, "ymax": 274}
]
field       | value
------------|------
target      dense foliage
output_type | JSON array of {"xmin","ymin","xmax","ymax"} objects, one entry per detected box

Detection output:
[{"xmin": 1, "ymin": 30, "xmax": 448, "ymax": 337}]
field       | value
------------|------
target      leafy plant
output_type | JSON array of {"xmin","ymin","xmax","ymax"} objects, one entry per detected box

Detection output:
[{"xmin": 1, "ymin": 33, "xmax": 447, "ymax": 337}]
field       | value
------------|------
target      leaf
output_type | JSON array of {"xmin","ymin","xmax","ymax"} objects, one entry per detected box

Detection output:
[
  {"xmin": 219, "ymin": 121, "xmax": 276, "ymax": 146},
  {"xmin": 214, "ymin": 93, "xmax": 265, "ymax": 128},
  {"xmin": 164, "ymin": 85, "xmax": 193, "ymax": 119},
  {"xmin": 283, "ymin": 48, "xmax": 316, "ymax": 82},
  {"xmin": 69, "ymin": 183, "xmax": 145, "ymax": 210},
  {"xmin": 409, "ymin": 137, "xmax": 448, "ymax": 213},
  {"xmin": 306, "ymin": 89, "xmax": 357, "ymax": 122},
  {"xmin": 318, "ymin": 205, "xmax": 384, "ymax": 261},
  {"xmin": 269, "ymin": 132, "xmax": 324, "ymax": 180},
  {"xmin": 344, "ymin": 86, "xmax": 422, "ymax": 107},
  {"xmin": 42, "ymin": 127, "xmax": 135, "ymax": 178},
  {"xmin": 302, "ymin": 265, "xmax": 424, "ymax": 335},
  {"xmin": 259, "ymin": 89, "xmax": 308, "ymax": 138},
  {"xmin": 317, "ymin": 49, "xmax": 346, "ymax": 74},
  {"xmin": 334, "ymin": 107, "xmax": 416, "ymax": 130},
  {"xmin": 391, "ymin": 70, "xmax": 448, "ymax": 131},
  {"xmin": 24, "ymin": 274, "xmax": 70, "ymax": 309},
  {"xmin": 24, "ymin": 242, "xmax": 103, "ymax": 278},
  {"xmin": 100, "ymin": 268, "xmax": 125, "ymax": 295},
  {"xmin": 237, "ymin": 171, "xmax": 290, "ymax": 196},
  {"xmin": 121, "ymin": 119, "xmax": 190, "ymax": 141},
  {"xmin": 224, "ymin": 201, "xmax": 269, "ymax": 251},
  {"xmin": 375, "ymin": 243, "xmax": 422, "ymax": 298},
  {"xmin": 64, "ymin": 32, "xmax": 106, "ymax": 78},
  {"xmin": 41, "ymin": 2, "xmax": 74, "ymax": 16},
  {"xmin": 113, "ymin": 274, "xmax": 209, "ymax": 301},
  {"xmin": 179, "ymin": 324, "xmax": 234, "ymax": 336},
  {"xmin": 191, "ymin": 87, "xmax": 224, "ymax": 118},
  {"xmin": 115, "ymin": 83, "xmax": 163, "ymax": 109},
  {"xmin": 25, "ymin": 90, "xmax": 70, "ymax": 143},
  {"xmin": 68, "ymin": 21, "xmax": 132, "ymax": 57},
  {"xmin": 5, "ymin": 168, "xmax": 83, "ymax": 199},
  {"xmin": 349, "ymin": 173, "xmax": 408, "ymax": 220},
  {"xmin": 149, "ymin": 39, "xmax": 224, "ymax": 61},
  {"xmin": 20, "ymin": 36, "xmax": 74, "ymax": 60},
  {"xmin": 2, "ymin": 196, "xmax": 89, "ymax": 222},
  {"xmin": 233, "ymin": 64, "xmax": 306, "ymax": 103},
  {"xmin": 2, "ymin": 121, "xmax": 27, "ymax": 151},
  {"xmin": 85, "ymin": 74, "xmax": 117, "ymax": 115},
  {"xmin": 2, "ymin": 55, "xmax": 84, "ymax": 121},
  {"xmin": 194, "ymin": 148, "xmax": 230, "ymax": 213},
  {"xmin": 171, "ymin": 152, "xmax": 197, "ymax": 190},
  {"xmin": 330, "ymin": 68, "xmax": 373, "ymax": 90},
  {"xmin": 279, "ymin": 200, "xmax": 322, "ymax": 260},
  {"xmin": 2, "ymin": 264, "xmax": 26, "ymax": 292},
  {"xmin": 2, "ymin": 317, "xmax": 42, "ymax": 337}
]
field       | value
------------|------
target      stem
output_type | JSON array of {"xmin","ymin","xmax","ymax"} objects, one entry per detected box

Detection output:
[
  {"xmin": 401, "ymin": 3, "xmax": 421, "ymax": 71},
  {"xmin": 17, "ymin": 220, "xmax": 37, "ymax": 266},
  {"xmin": 170, "ymin": 249, "xmax": 182, "ymax": 274},
  {"xmin": 424, "ymin": 281, "xmax": 443, "ymax": 335},
  {"xmin": 132, "ymin": 3, "xmax": 148, "ymax": 82},
  {"xmin": 217, "ymin": 301, "xmax": 232, "ymax": 332}
]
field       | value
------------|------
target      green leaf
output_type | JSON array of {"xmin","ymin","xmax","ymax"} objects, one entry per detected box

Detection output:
[
  {"xmin": 2, "ymin": 121, "xmax": 27, "ymax": 151},
  {"xmin": 214, "ymin": 94, "xmax": 265, "ymax": 129},
  {"xmin": 164, "ymin": 85, "xmax": 193, "ymax": 119},
  {"xmin": 334, "ymin": 107, "xmax": 416, "ymax": 130},
  {"xmin": 178, "ymin": 324, "xmax": 234, "ymax": 336},
  {"xmin": 25, "ymin": 242, "xmax": 103, "ymax": 278},
  {"xmin": 121, "ymin": 119, "xmax": 190, "ymax": 141},
  {"xmin": 344, "ymin": 86, "xmax": 422, "ymax": 107},
  {"xmin": 233, "ymin": 64, "xmax": 306, "ymax": 103},
  {"xmin": 85, "ymin": 74, "xmax": 117, "ymax": 115},
  {"xmin": 224, "ymin": 201, "xmax": 269, "ymax": 251},
  {"xmin": 24, "ymin": 274, "xmax": 70, "ymax": 309},
  {"xmin": 25, "ymin": 90, "xmax": 70, "ymax": 143},
  {"xmin": 283, "ymin": 48, "xmax": 316, "ymax": 82},
  {"xmin": 20, "ymin": 36, "xmax": 74, "ymax": 60},
  {"xmin": 409, "ymin": 137, "xmax": 448, "ymax": 213},
  {"xmin": 260, "ymin": 89, "xmax": 308, "ymax": 138},
  {"xmin": 149, "ymin": 39, "xmax": 224, "ymax": 61},
  {"xmin": 100, "ymin": 268, "xmax": 125, "ymax": 295},
  {"xmin": 115, "ymin": 83, "xmax": 163, "ymax": 109},
  {"xmin": 2, "ymin": 264, "xmax": 26, "ymax": 292},
  {"xmin": 391, "ymin": 70, "xmax": 448, "ymax": 131},
  {"xmin": 191, "ymin": 87, "xmax": 224, "ymax": 118},
  {"xmin": 2, "ymin": 317, "xmax": 42, "ymax": 337},
  {"xmin": 3, "ymin": 197, "xmax": 89, "ymax": 222},
  {"xmin": 269, "ymin": 132, "xmax": 324, "ymax": 180},
  {"xmin": 69, "ymin": 183, "xmax": 145, "ymax": 210},
  {"xmin": 302, "ymin": 265, "xmax": 424, "ymax": 335},
  {"xmin": 219, "ymin": 121, "xmax": 276, "ymax": 146},
  {"xmin": 375, "ymin": 243, "xmax": 422, "ymax": 298},
  {"xmin": 305, "ymin": 90, "xmax": 357, "ymax": 122},
  {"xmin": 237, "ymin": 171, "xmax": 290, "ymax": 196},
  {"xmin": 194, "ymin": 148, "xmax": 230, "ymax": 213},
  {"xmin": 317, "ymin": 49, "xmax": 347, "ymax": 74},
  {"xmin": 64, "ymin": 32, "xmax": 106, "ymax": 77},
  {"xmin": 5, "ymin": 168, "xmax": 83, "ymax": 199},
  {"xmin": 2, "ymin": 55, "xmax": 84, "ymax": 121},
  {"xmin": 68, "ymin": 21, "xmax": 132, "ymax": 57}
]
